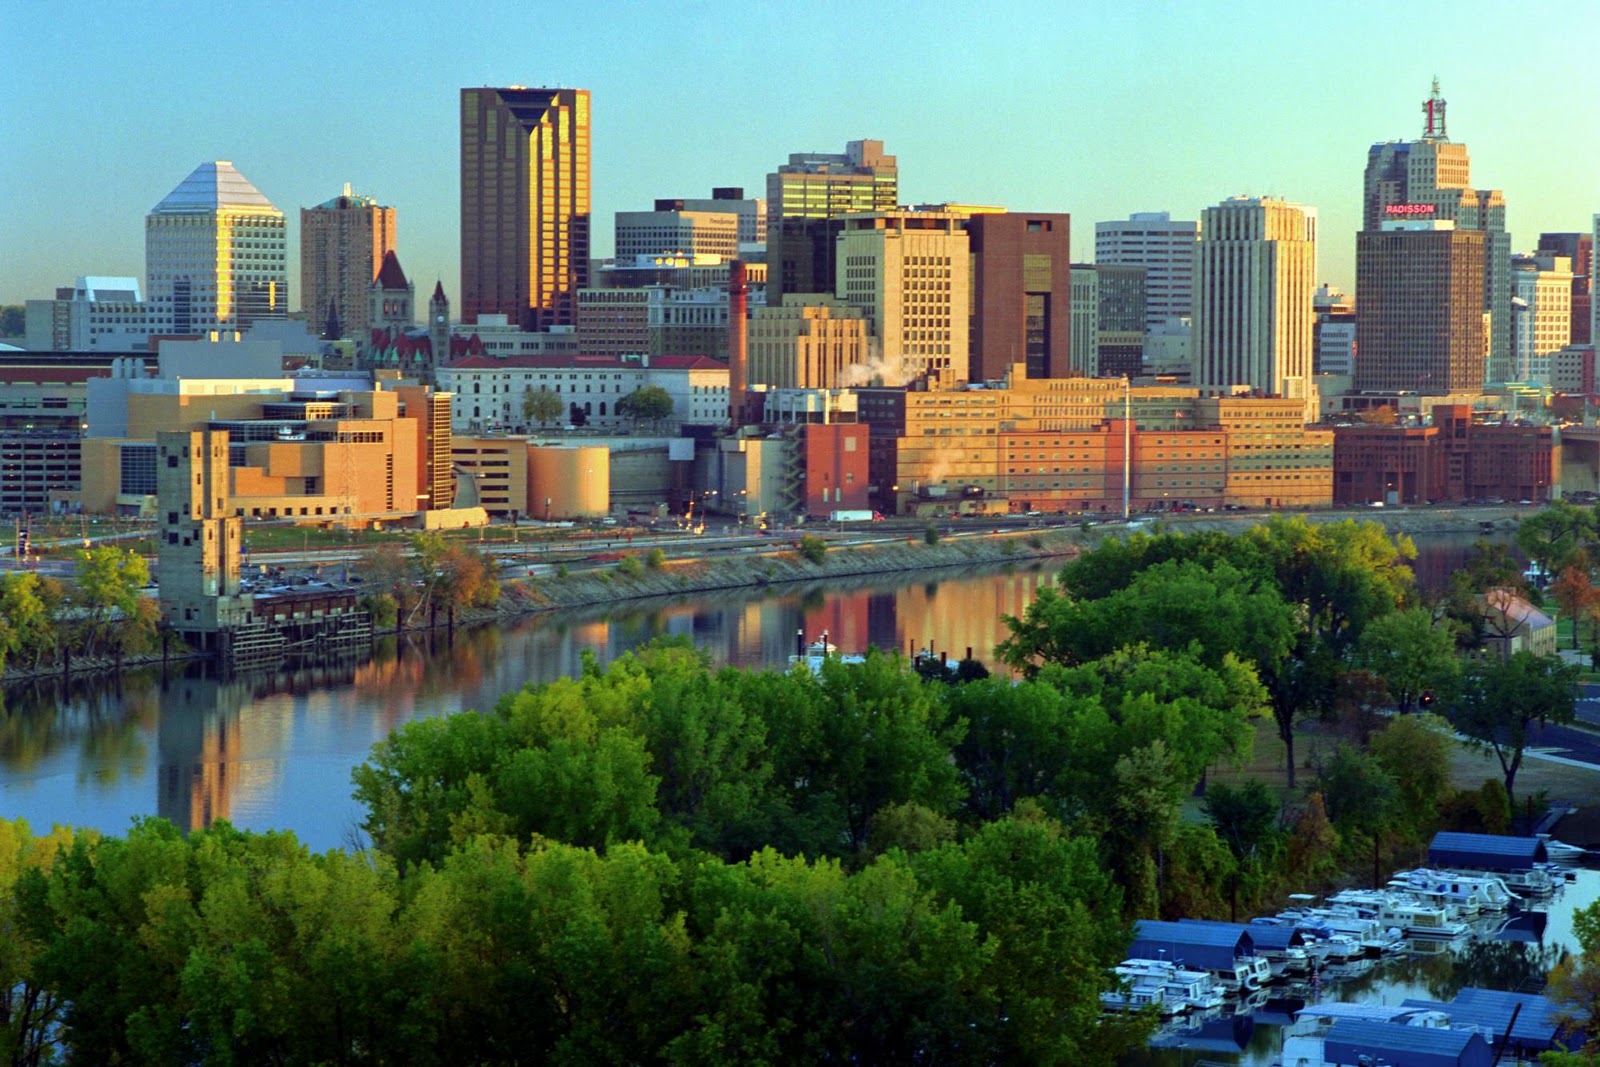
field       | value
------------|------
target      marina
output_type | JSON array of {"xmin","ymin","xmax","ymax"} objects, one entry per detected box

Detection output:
[{"xmin": 1121, "ymin": 859, "xmax": 1597, "ymax": 1065}]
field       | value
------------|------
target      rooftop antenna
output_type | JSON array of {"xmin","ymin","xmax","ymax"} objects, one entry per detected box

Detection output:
[{"xmin": 1422, "ymin": 76, "xmax": 1448, "ymax": 141}]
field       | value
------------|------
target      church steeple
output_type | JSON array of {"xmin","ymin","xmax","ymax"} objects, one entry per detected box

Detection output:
[{"xmin": 1422, "ymin": 76, "xmax": 1448, "ymax": 141}]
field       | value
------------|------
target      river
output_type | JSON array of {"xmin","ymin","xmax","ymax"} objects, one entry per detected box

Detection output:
[
  {"xmin": 0, "ymin": 529, "xmax": 1522, "ymax": 850},
  {"xmin": 0, "ymin": 559, "xmax": 1058, "ymax": 850}
]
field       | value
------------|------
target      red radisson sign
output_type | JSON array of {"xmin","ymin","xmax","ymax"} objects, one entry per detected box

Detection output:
[{"xmin": 1384, "ymin": 203, "xmax": 1436, "ymax": 216}]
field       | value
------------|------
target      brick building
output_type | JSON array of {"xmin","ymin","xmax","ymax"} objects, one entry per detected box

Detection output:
[{"xmin": 1331, "ymin": 405, "xmax": 1553, "ymax": 504}]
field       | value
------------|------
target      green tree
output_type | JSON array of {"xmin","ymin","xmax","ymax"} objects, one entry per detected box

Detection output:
[
  {"xmin": 924, "ymin": 522, "xmax": 941, "ymax": 545},
  {"xmin": 1204, "ymin": 780, "xmax": 1280, "ymax": 865},
  {"xmin": 1354, "ymin": 607, "xmax": 1460, "ymax": 711},
  {"xmin": 1516, "ymin": 500, "xmax": 1597, "ymax": 578},
  {"xmin": 947, "ymin": 678, "xmax": 1078, "ymax": 821},
  {"xmin": 1369, "ymin": 713, "xmax": 1454, "ymax": 837},
  {"xmin": 522, "ymin": 385, "xmax": 564, "ymax": 428},
  {"xmin": 1319, "ymin": 743, "xmax": 1402, "ymax": 887},
  {"xmin": 0, "ymin": 306, "xmax": 22, "ymax": 337},
  {"xmin": 1452, "ymin": 651, "xmax": 1580, "ymax": 809},
  {"xmin": 616, "ymin": 384, "xmax": 674, "ymax": 426},
  {"xmin": 797, "ymin": 533, "xmax": 827, "ymax": 563},
  {"xmin": 69, "ymin": 545, "xmax": 151, "ymax": 657},
  {"xmin": 0, "ymin": 572, "xmax": 59, "ymax": 672},
  {"xmin": 911, "ymin": 809, "xmax": 1141, "ymax": 1064}
]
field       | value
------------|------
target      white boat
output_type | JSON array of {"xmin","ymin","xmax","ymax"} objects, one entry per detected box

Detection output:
[
  {"xmin": 1115, "ymin": 959, "xmax": 1226, "ymax": 1013},
  {"xmin": 1388, "ymin": 868, "xmax": 1518, "ymax": 913},
  {"xmin": 1100, "ymin": 965, "xmax": 1176, "ymax": 1015},
  {"xmin": 786, "ymin": 639, "xmax": 867, "ymax": 674},
  {"xmin": 1325, "ymin": 889, "xmax": 1471, "ymax": 939}
]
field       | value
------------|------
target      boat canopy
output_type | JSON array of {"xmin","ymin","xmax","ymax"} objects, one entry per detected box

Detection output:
[
  {"xmin": 1325, "ymin": 1019, "xmax": 1491, "ymax": 1067},
  {"xmin": 1129, "ymin": 919, "xmax": 1254, "ymax": 971},
  {"xmin": 1427, "ymin": 831, "xmax": 1548, "ymax": 871},
  {"xmin": 1179, "ymin": 917, "xmax": 1303, "ymax": 952},
  {"xmin": 1401, "ymin": 988, "xmax": 1565, "ymax": 1052}
]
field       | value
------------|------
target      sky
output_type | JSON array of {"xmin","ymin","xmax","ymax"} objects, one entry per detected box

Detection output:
[{"xmin": 5, "ymin": 0, "xmax": 1600, "ymax": 314}]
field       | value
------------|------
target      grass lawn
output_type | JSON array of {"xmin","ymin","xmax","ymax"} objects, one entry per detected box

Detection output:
[{"xmin": 1207, "ymin": 716, "xmax": 1600, "ymax": 805}]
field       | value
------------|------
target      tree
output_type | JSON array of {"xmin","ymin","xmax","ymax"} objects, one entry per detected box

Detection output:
[
  {"xmin": 568, "ymin": 401, "xmax": 587, "ymax": 427},
  {"xmin": 0, "ymin": 306, "xmax": 22, "ymax": 338},
  {"xmin": 616, "ymin": 385, "xmax": 673, "ymax": 426},
  {"xmin": 1516, "ymin": 500, "xmax": 1597, "ymax": 578},
  {"xmin": 1452, "ymin": 651, "xmax": 1580, "ymax": 809},
  {"xmin": 1360, "ymin": 404, "xmax": 1398, "ymax": 426},
  {"xmin": 69, "ymin": 546, "xmax": 150, "ymax": 657},
  {"xmin": 522, "ymin": 385, "xmax": 563, "ymax": 428},
  {"xmin": 1552, "ymin": 566, "xmax": 1600, "ymax": 649},
  {"xmin": 797, "ymin": 534, "xmax": 827, "ymax": 563},
  {"xmin": 1369, "ymin": 713, "xmax": 1453, "ymax": 837},
  {"xmin": 1320, "ymin": 743, "xmax": 1402, "ymax": 887},
  {"xmin": 1354, "ymin": 607, "xmax": 1460, "ymax": 711},
  {"xmin": 1544, "ymin": 900, "xmax": 1600, "ymax": 1062}
]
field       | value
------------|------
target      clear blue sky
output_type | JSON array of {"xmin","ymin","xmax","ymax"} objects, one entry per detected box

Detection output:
[{"xmin": 4, "ymin": 0, "xmax": 1598, "ymax": 312}]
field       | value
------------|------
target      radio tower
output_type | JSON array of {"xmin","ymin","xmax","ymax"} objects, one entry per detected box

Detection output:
[{"xmin": 1422, "ymin": 76, "xmax": 1448, "ymax": 141}]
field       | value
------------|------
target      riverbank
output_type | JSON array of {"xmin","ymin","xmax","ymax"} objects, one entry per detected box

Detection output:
[
  {"xmin": 0, "ymin": 505, "xmax": 1531, "ymax": 686},
  {"xmin": 507, "ymin": 529, "xmax": 1079, "ymax": 613},
  {"xmin": 503, "ymin": 504, "xmax": 1536, "ymax": 616}
]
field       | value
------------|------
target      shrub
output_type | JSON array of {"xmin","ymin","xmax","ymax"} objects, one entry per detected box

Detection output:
[
  {"xmin": 646, "ymin": 547, "xmax": 666, "ymax": 570},
  {"xmin": 797, "ymin": 534, "xmax": 828, "ymax": 564},
  {"xmin": 617, "ymin": 555, "xmax": 644, "ymax": 577},
  {"xmin": 924, "ymin": 524, "xmax": 941, "ymax": 546},
  {"xmin": 1027, "ymin": 535, "xmax": 1044, "ymax": 550}
]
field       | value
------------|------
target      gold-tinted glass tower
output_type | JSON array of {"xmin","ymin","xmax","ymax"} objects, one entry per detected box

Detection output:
[{"xmin": 460, "ymin": 87, "xmax": 590, "ymax": 330}]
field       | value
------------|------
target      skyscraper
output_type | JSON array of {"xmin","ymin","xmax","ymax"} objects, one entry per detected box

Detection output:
[
  {"xmin": 968, "ymin": 212, "xmax": 1072, "ymax": 381},
  {"xmin": 1193, "ymin": 197, "xmax": 1317, "ymax": 399},
  {"xmin": 145, "ymin": 161, "xmax": 287, "ymax": 335},
  {"xmin": 1094, "ymin": 211, "xmax": 1199, "ymax": 331},
  {"xmin": 1355, "ymin": 221, "xmax": 1485, "ymax": 394},
  {"xmin": 766, "ymin": 140, "xmax": 897, "ymax": 303},
  {"xmin": 300, "ymin": 186, "xmax": 396, "ymax": 344},
  {"xmin": 1363, "ymin": 81, "xmax": 1511, "ymax": 380},
  {"xmin": 836, "ymin": 210, "xmax": 970, "ymax": 388},
  {"xmin": 460, "ymin": 86, "xmax": 590, "ymax": 330}
]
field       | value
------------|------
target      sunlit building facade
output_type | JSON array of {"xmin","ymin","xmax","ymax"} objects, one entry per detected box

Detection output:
[
  {"xmin": 460, "ymin": 87, "xmax": 591, "ymax": 329},
  {"xmin": 145, "ymin": 161, "xmax": 288, "ymax": 334},
  {"xmin": 767, "ymin": 140, "xmax": 897, "ymax": 302},
  {"xmin": 1193, "ymin": 196, "xmax": 1317, "ymax": 402}
]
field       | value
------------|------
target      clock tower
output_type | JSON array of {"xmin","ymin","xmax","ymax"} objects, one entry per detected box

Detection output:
[{"xmin": 429, "ymin": 280, "xmax": 450, "ymax": 373}]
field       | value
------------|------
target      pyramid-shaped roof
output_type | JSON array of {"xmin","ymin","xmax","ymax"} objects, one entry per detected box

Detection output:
[
  {"xmin": 151, "ymin": 161, "xmax": 279, "ymax": 214},
  {"xmin": 375, "ymin": 250, "xmax": 410, "ymax": 290}
]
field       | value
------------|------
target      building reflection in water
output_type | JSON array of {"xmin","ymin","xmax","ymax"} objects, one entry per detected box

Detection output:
[{"xmin": 10, "ymin": 561, "xmax": 1064, "ymax": 846}]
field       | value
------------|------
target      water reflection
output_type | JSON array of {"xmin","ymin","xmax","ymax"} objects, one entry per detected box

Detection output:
[{"xmin": 0, "ymin": 561, "xmax": 1057, "ymax": 849}]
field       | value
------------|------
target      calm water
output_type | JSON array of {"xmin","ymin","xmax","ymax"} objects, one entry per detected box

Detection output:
[{"xmin": 0, "ymin": 561, "xmax": 1057, "ymax": 849}]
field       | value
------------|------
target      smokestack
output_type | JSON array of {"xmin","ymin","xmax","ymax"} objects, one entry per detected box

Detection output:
[{"xmin": 728, "ymin": 259, "xmax": 749, "ymax": 427}]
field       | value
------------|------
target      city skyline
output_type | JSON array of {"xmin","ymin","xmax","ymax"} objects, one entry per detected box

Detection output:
[{"xmin": 6, "ymin": 0, "xmax": 1600, "ymax": 315}]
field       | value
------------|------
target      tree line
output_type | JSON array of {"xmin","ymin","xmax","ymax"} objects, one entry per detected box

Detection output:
[{"xmin": 0, "ymin": 516, "xmax": 1582, "ymax": 1063}]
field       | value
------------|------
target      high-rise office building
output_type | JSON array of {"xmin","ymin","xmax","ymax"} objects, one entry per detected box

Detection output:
[
  {"xmin": 1193, "ymin": 197, "xmax": 1317, "ymax": 399},
  {"xmin": 1537, "ymin": 232, "xmax": 1593, "ymax": 346},
  {"xmin": 145, "ymin": 161, "xmax": 287, "ymax": 335},
  {"xmin": 837, "ymin": 210, "xmax": 969, "ymax": 388},
  {"xmin": 1095, "ymin": 264, "xmax": 1147, "ymax": 379},
  {"xmin": 1363, "ymin": 81, "xmax": 1511, "ymax": 380},
  {"xmin": 1094, "ymin": 211, "xmax": 1199, "ymax": 330},
  {"xmin": 1354, "ymin": 221, "xmax": 1484, "ymax": 394},
  {"xmin": 661, "ymin": 188, "xmax": 766, "ymax": 246},
  {"xmin": 968, "ymin": 213, "xmax": 1072, "ymax": 381},
  {"xmin": 767, "ymin": 140, "xmax": 897, "ymax": 302},
  {"xmin": 615, "ymin": 207, "xmax": 739, "ymax": 261},
  {"xmin": 301, "ymin": 186, "xmax": 396, "ymax": 344},
  {"xmin": 460, "ymin": 86, "xmax": 590, "ymax": 330},
  {"xmin": 1511, "ymin": 253, "xmax": 1573, "ymax": 384}
]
